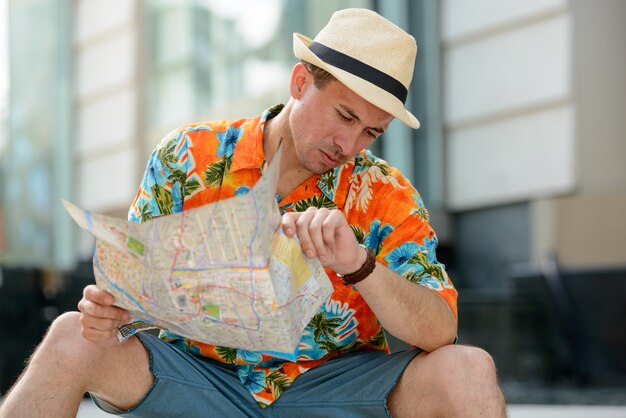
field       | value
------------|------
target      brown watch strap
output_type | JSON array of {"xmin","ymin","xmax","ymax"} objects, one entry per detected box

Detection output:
[{"xmin": 338, "ymin": 246, "xmax": 376, "ymax": 285}]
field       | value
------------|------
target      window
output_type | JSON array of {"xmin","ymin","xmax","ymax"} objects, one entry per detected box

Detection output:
[
  {"xmin": 1, "ymin": 0, "xmax": 72, "ymax": 267},
  {"xmin": 145, "ymin": 0, "xmax": 373, "ymax": 139}
]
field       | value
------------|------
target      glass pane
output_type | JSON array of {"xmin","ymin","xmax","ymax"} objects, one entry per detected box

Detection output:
[
  {"xmin": 0, "ymin": 0, "xmax": 8, "ymax": 254},
  {"xmin": 146, "ymin": 0, "xmax": 373, "ymax": 134},
  {"xmin": 1, "ymin": 0, "xmax": 71, "ymax": 266}
]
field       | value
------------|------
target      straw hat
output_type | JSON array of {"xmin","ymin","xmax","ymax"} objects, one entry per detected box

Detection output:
[{"xmin": 293, "ymin": 8, "xmax": 420, "ymax": 129}]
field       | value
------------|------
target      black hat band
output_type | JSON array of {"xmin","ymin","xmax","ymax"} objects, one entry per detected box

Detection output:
[{"xmin": 309, "ymin": 41, "xmax": 408, "ymax": 104}]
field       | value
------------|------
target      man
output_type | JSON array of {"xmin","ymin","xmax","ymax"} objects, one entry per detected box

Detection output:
[{"xmin": 0, "ymin": 8, "xmax": 506, "ymax": 417}]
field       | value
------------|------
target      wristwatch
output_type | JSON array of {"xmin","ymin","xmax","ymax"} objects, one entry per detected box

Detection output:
[{"xmin": 337, "ymin": 245, "xmax": 376, "ymax": 285}]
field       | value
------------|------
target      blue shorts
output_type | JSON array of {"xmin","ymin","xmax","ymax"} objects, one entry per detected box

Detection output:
[{"xmin": 91, "ymin": 332, "xmax": 422, "ymax": 417}]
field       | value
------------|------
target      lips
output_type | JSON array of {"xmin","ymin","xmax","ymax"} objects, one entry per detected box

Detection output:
[{"xmin": 320, "ymin": 150, "xmax": 339, "ymax": 166}]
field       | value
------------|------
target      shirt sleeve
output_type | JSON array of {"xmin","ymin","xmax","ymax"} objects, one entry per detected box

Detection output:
[
  {"xmin": 128, "ymin": 129, "xmax": 189, "ymax": 223},
  {"xmin": 346, "ymin": 154, "xmax": 458, "ymax": 317},
  {"xmin": 378, "ymin": 187, "xmax": 458, "ymax": 317}
]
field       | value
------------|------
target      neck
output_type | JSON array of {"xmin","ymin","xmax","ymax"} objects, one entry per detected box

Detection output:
[{"xmin": 263, "ymin": 102, "xmax": 314, "ymax": 199}]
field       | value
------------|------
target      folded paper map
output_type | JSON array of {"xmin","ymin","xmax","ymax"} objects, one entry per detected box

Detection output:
[{"xmin": 63, "ymin": 146, "xmax": 333, "ymax": 360}]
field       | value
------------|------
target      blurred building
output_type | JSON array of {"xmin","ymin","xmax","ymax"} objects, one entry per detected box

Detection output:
[
  {"xmin": 437, "ymin": 1, "xmax": 626, "ymax": 400},
  {"xmin": 442, "ymin": 0, "xmax": 626, "ymax": 286},
  {"xmin": 0, "ymin": 0, "xmax": 625, "ymax": 401}
]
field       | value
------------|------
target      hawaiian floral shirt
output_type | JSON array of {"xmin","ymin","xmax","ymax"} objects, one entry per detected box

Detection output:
[{"xmin": 128, "ymin": 105, "xmax": 458, "ymax": 407}]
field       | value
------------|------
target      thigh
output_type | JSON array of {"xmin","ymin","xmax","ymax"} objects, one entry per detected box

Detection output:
[
  {"xmin": 389, "ymin": 345, "xmax": 505, "ymax": 417},
  {"xmin": 88, "ymin": 332, "xmax": 154, "ymax": 411},
  {"xmin": 90, "ymin": 332, "xmax": 263, "ymax": 418},
  {"xmin": 38, "ymin": 311, "xmax": 154, "ymax": 412},
  {"xmin": 266, "ymin": 349, "xmax": 422, "ymax": 418}
]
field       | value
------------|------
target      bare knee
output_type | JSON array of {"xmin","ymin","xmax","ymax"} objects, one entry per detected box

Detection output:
[
  {"xmin": 46, "ymin": 311, "xmax": 81, "ymax": 339},
  {"xmin": 422, "ymin": 345, "xmax": 499, "ymax": 392},
  {"xmin": 7, "ymin": 312, "xmax": 152, "ymax": 412},
  {"xmin": 44, "ymin": 311, "xmax": 84, "ymax": 346},
  {"xmin": 444, "ymin": 345, "xmax": 498, "ymax": 383},
  {"xmin": 36, "ymin": 312, "xmax": 101, "ymax": 365},
  {"xmin": 394, "ymin": 345, "xmax": 504, "ymax": 416},
  {"xmin": 429, "ymin": 345, "xmax": 504, "ymax": 413}
]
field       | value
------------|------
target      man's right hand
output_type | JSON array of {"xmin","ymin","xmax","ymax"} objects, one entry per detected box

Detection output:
[{"xmin": 77, "ymin": 284, "xmax": 131, "ymax": 346}]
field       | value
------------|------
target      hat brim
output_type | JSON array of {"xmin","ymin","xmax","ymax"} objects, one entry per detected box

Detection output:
[{"xmin": 293, "ymin": 33, "xmax": 420, "ymax": 129}]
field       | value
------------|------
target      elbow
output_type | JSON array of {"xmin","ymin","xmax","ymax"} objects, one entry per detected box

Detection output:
[
  {"xmin": 440, "ymin": 313, "xmax": 458, "ymax": 347},
  {"xmin": 413, "ymin": 309, "xmax": 458, "ymax": 352}
]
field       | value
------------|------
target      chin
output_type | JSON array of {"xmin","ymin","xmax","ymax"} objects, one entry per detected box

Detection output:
[
  {"xmin": 307, "ymin": 167, "xmax": 327, "ymax": 175},
  {"xmin": 300, "ymin": 159, "xmax": 326, "ymax": 175},
  {"xmin": 315, "ymin": 161, "xmax": 340, "ymax": 173}
]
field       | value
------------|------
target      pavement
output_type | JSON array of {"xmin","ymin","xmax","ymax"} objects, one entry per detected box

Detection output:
[
  {"xmin": 506, "ymin": 405, "xmax": 626, "ymax": 417},
  {"xmin": 76, "ymin": 398, "xmax": 626, "ymax": 417}
]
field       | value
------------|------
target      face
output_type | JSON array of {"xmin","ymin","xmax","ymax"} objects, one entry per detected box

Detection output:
[{"xmin": 288, "ymin": 64, "xmax": 393, "ymax": 175}]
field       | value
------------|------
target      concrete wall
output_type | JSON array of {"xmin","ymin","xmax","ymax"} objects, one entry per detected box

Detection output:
[
  {"xmin": 443, "ymin": 0, "xmax": 626, "ymax": 275},
  {"xmin": 74, "ymin": 0, "xmax": 143, "ymax": 217},
  {"xmin": 573, "ymin": 0, "xmax": 626, "ymax": 194},
  {"xmin": 73, "ymin": 0, "xmax": 144, "ymax": 257},
  {"xmin": 442, "ymin": 0, "xmax": 575, "ymax": 211},
  {"xmin": 532, "ymin": 0, "xmax": 626, "ymax": 269}
]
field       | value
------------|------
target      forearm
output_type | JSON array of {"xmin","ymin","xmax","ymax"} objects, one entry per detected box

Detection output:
[
  {"xmin": 280, "ymin": 208, "xmax": 457, "ymax": 351},
  {"xmin": 354, "ymin": 261, "xmax": 457, "ymax": 352}
]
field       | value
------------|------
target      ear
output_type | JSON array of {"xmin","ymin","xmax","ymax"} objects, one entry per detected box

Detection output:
[{"xmin": 289, "ymin": 62, "xmax": 310, "ymax": 99}]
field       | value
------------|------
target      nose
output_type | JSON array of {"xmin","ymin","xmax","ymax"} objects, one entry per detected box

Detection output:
[{"xmin": 333, "ymin": 125, "xmax": 361, "ymax": 156}]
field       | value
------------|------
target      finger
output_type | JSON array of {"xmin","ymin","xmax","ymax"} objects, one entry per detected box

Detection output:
[
  {"xmin": 294, "ymin": 208, "xmax": 318, "ymax": 258},
  {"xmin": 308, "ymin": 208, "xmax": 332, "ymax": 261},
  {"xmin": 80, "ymin": 325, "xmax": 119, "ymax": 346},
  {"xmin": 321, "ymin": 210, "xmax": 344, "ymax": 249},
  {"xmin": 83, "ymin": 284, "xmax": 115, "ymax": 306},
  {"xmin": 80, "ymin": 312, "xmax": 126, "ymax": 332},
  {"xmin": 281, "ymin": 212, "xmax": 301, "ymax": 237},
  {"xmin": 78, "ymin": 298, "xmax": 129, "ymax": 322}
]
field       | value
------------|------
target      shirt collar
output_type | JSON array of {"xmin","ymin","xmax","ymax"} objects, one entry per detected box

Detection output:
[
  {"xmin": 230, "ymin": 105, "xmax": 284, "ymax": 173},
  {"xmin": 315, "ymin": 161, "xmax": 351, "ymax": 211}
]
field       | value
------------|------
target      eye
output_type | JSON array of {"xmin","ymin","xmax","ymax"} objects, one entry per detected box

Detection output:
[
  {"xmin": 336, "ymin": 110, "xmax": 352, "ymax": 122},
  {"xmin": 366, "ymin": 130, "xmax": 378, "ymax": 139}
]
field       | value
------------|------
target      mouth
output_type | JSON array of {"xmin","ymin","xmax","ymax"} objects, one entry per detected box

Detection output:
[{"xmin": 320, "ymin": 150, "xmax": 340, "ymax": 166}]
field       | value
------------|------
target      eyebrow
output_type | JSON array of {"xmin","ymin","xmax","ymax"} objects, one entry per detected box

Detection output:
[{"xmin": 338, "ymin": 105, "xmax": 386, "ymax": 134}]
